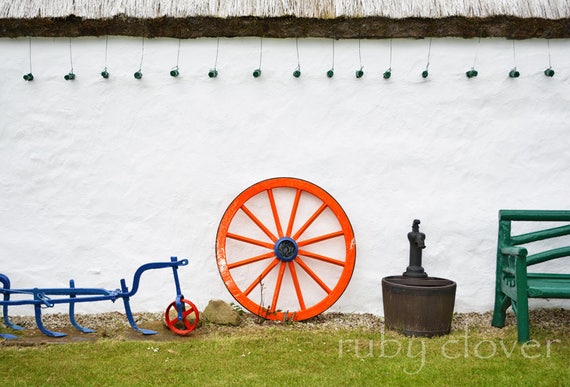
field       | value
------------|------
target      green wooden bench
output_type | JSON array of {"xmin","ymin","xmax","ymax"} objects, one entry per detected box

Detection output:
[{"xmin": 492, "ymin": 210, "xmax": 570, "ymax": 342}]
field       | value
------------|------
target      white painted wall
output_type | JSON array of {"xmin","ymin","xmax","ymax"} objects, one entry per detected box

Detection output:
[{"xmin": 1, "ymin": 36, "xmax": 569, "ymax": 317}]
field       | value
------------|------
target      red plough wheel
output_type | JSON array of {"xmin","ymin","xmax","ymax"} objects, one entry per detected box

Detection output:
[
  {"xmin": 164, "ymin": 298, "xmax": 199, "ymax": 335},
  {"xmin": 216, "ymin": 177, "xmax": 356, "ymax": 321}
]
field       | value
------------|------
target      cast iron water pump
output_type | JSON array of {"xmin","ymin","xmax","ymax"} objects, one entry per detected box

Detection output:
[{"xmin": 403, "ymin": 219, "xmax": 428, "ymax": 278}]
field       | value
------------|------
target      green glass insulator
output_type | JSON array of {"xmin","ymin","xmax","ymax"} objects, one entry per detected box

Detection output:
[
  {"xmin": 544, "ymin": 68, "xmax": 555, "ymax": 77},
  {"xmin": 466, "ymin": 69, "xmax": 478, "ymax": 78}
]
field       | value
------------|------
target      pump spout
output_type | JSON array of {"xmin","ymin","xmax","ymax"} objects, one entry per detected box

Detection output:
[{"xmin": 403, "ymin": 219, "xmax": 428, "ymax": 278}]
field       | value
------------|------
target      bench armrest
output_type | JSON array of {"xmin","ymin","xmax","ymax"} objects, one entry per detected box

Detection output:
[{"xmin": 500, "ymin": 246, "xmax": 528, "ymax": 257}]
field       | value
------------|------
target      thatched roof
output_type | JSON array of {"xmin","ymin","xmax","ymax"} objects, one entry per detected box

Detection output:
[{"xmin": 1, "ymin": 0, "xmax": 569, "ymax": 38}]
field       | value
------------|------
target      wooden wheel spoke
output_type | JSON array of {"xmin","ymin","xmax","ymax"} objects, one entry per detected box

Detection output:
[
  {"xmin": 269, "ymin": 263, "xmax": 286, "ymax": 313},
  {"xmin": 292, "ymin": 203, "xmax": 328, "ymax": 240},
  {"xmin": 227, "ymin": 232, "xmax": 275, "ymax": 249},
  {"xmin": 288, "ymin": 261, "xmax": 306, "ymax": 310},
  {"xmin": 286, "ymin": 188, "xmax": 302, "ymax": 237},
  {"xmin": 227, "ymin": 251, "xmax": 276, "ymax": 269},
  {"xmin": 267, "ymin": 189, "xmax": 284, "ymax": 238},
  {"xmin": 244, "ymin": 258, "xmax": 280, "ymax": 296},
  {"xmin": 295, "ymin": 258, "xmax": 332, "ymax": 294},
  {"xmin": 241, "ymin": 204, "xmax": 278, "ymax": 242},
  {"xmin": 297, "ymin": 230, "xmax": 345, "ymax": 247},
  {"xmin": 298, "ymin": 249, "xmax": 346, "ymax": 267}
]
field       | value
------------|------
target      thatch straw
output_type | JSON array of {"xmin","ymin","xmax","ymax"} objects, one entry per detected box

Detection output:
[
  {"xmin": 0, "ymin": 1, "xmax": 568, "ymax": 38},
  {"xmin": 1, "ymin": 0, "xmax": 569, "ymax": 19}
]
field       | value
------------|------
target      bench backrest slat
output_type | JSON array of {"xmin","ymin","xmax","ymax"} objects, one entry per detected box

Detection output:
[
  {"xmin": 527, "ymin": 246, "xmax": 570, "ymax": 266},
  {"xmin": 510, "ymin": 224, "xmax": 570, "ymax": 245},
  {"xmin": 499, "ymin": 210, "xmax": 570, "ymax": 222}
]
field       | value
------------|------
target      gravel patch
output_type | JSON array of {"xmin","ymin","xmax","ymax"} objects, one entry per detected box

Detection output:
[{"xmin": 2, "ymin": 308, "xmax": 568, "ymax": 345}]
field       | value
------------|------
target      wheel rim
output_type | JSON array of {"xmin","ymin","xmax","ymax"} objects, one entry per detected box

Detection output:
[
  {"xmin": 216, "ymin": 177, "xmax": 356, "ymax": 321},
  {"xmin": 164, "ymin": 299, "xmax": 199, "ymax": 335}
]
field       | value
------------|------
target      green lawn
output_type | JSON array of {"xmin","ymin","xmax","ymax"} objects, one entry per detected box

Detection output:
[{"xmin": 1, "ymin": 319, "xmax": 568, "ymax": 386}]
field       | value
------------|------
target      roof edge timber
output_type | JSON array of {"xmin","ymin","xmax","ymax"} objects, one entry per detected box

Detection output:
[{"xmin": 0, "ymin": 16, "xmax": 568, "ymax": 39}]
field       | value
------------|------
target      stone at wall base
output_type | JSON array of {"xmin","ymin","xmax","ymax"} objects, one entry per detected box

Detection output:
[{"xmin": 202, "ymin": 299, "xmax": 242, "ymax": 326}]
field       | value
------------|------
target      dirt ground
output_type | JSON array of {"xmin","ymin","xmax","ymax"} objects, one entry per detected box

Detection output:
[{"xmin": 1, "ymin": 308, "xmax": 568, "ymax": 346}]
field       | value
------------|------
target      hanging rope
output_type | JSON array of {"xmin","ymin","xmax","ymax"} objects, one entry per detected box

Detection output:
[
  {"xmin": 544, "ymin": 39, "xmax": 555, "ymax": 77},
  {"xmin": 28, "ymin": 36, "xmax": 33, "ymax": 74},
  {"xmin": 170, "ymin": 38, "xmax": 181, "ymax": 77},
  {"xmin": 356, "ymin": 38, "xmax": 364, "ymax": 78},
  {"xmin": 327, "ymin": 38, "xmax": 335, "ymax": 77},
  {"xmin": 64, "ymin": 38, "xmax": 75, "ymax": 80},
  {"xmin": 68, "ymin": 37, "xmax": 74, "ymax": 73},
  {"xmin": 101, "ymin": 36, "xmax": 110, "ymax": 78},
  {"xmin": 253, "ymin": 37, "xmax": 262, "ymax": 77},
  {"xmin": 466, "ymin": 36, "xmax": 480, "ymax": 78},
  {"xmin": 422, "ymin": 38, "xmax": 432, "ymax": 78},
  {"xmin": 383, "ymin": 38, "xmax": 392, "ymax": 79},
  {"xmin": 209, "ymin": 37, "xmax": 220, "ymax": 78},
  {"xmin": 509, "ymin": 40, "xmax": 519, "ymax": 78},
  {"xmin": 23, "ymin": 37, "xmax": 34, "ymax": 81},
  {"xmin": 293, "ymin": 38, "xmax": 301, "ymax": 77}
]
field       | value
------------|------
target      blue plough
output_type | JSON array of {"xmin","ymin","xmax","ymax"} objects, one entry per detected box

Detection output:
[{"xmin": 0, "ymin": 257, "xmax": 199, "ymax": 339}]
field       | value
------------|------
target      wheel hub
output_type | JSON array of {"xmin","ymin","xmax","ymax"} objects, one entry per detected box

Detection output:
[{"xmin": 274, "ymin": 237, "xmax": 298, "ymax": 262}]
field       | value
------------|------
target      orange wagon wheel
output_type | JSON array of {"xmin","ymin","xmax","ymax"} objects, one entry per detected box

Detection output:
[{"xmin": 216, "ymin": 177, "xmax": 356, "ymax": 321}]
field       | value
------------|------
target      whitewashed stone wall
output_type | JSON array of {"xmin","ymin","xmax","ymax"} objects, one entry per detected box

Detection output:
[{"xmin": 1, "ymin": 36, "xmax": 569, "ymax": 316}]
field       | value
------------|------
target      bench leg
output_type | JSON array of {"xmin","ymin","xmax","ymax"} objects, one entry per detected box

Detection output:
[
  {"xmin": 491, "ymin": 289, "xmax": 510, "ymax": 328},
  {"xmin": 512, "ymin": 299, "xmax": 530, "ymax": 343}
]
